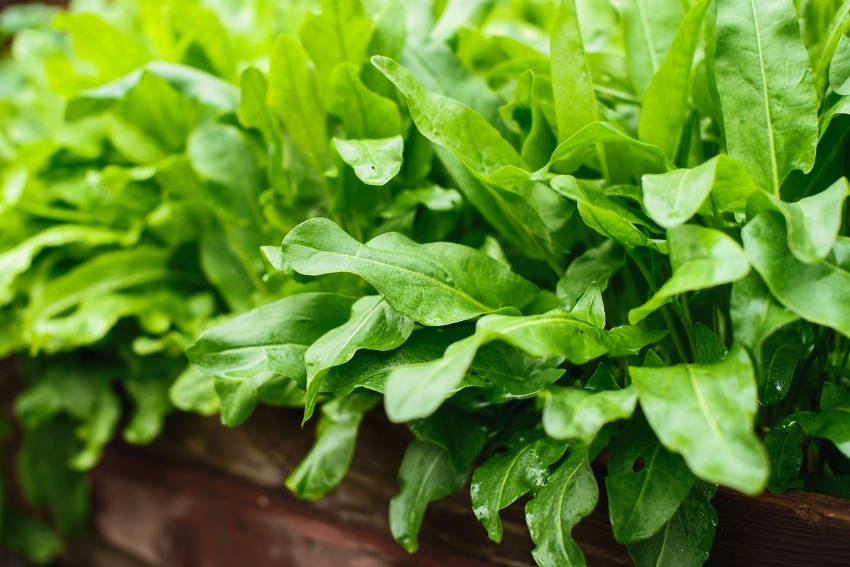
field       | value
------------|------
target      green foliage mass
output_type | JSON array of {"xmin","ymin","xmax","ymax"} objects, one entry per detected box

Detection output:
[{"xmin": 2, "ymin": 0, "xmax": 850, "ymax": 564}]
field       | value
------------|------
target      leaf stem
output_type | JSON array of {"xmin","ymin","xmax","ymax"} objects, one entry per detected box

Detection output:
[{"xmin": 626, "ymin": 249, "xmax": 690, "ymax": 363}]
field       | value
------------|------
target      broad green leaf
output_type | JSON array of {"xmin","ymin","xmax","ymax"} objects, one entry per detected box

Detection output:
[
  {"xmin": 544, "ymin": 122, "xmax": 672, "ymax": 177},
  {"xmin": 123, "ymin": 375, "xmax": 171, "ymax": 445},
  {"xmin": 612, "ymin": 0, "xmax": 682, "ymax": 95},
  {"xmin": 693, "ymin": 323, "xmax": 728, "ymax": 364},
  {"xmin": 333, "ymin": 136, "xmax": 403, "ymax": 186},
  {"xmin": 23, "ymin": 248, "xmax": 174, "ymax": 352},
  {"xmin": 287, "ymin": 391, "xmax": 379, "ymax": 500},
  {"xmin": 714, "ymin": 0, "xmax": 819, "ymax": 192},
  {"xmin": 0, "ymin": 509, "xmax": 63, "ymax": 564},
  {"xmin": 642, "ymin": 155, "xmax": 758, "ymax": 228},
  {"xmin": 408, "ymin": 405, "xmax": 488, "ymax": 473},
  {"xmin": 629, "ymin": 344, "xmax": 769, "ymax": 494},
  {"xmin": 550, "ymin": 0, "xmax": 598, "ymax": 141},
  {"xmin": 372, "ymin": 55, "xmax": 524, "ymax": 178},
  {"xmin": 764, "ymin": 416, "xmax": 805, "ymax": 492},
  {"xmin": 430, "ymin": 0, "xmax": 494, "ymax": 42},
  {"xmin": 541, "ymin": 385, "xmax": 638, "ymax": 444},
  {"xmin": 389, "ymin": 441, "xmax": 466, "ymax": 552},
  {"xmin": 303, "ymin": 295, "xmax": 414, "ymax": 420},
  {"xmin": 435, "ymin": 147, "xmax": 553, "ymax": 261},
  {"xmin": 638, "ymin": 0, "xmax": 710, "ymax": 158},
  {"xmin": 730, "ymin": 272, "xmax": 799, "ymax": 355},
  {"xmin": 384, "ymin": 308, "xmax": 661, "ymax": 422},
  {"xmin": 299, "ymin": 0, "xmax": 373, "ymax": 99},
  {"xmin": 399, "ymin": 35, "xmax": 501, "ymax": 124},
  {"xmin": 758, "ymin": 329, "xmax": 808, "ymax": 405},
  {"xmin": 525, "ymin": 446, "xmax": 597, "ymax": 567},
  {"xmin": 470, "ymin": 431, "xmax": 566, "ymax": 542},
  {"xmin": 747, "ymin": 177, "xmax": 849, "ymax": 264},
  {"xmin": 556, "ymin": 240, "xmax": 624, "ymax": 309},
  {"xmin": 267, "ymin": 35, "xmax": 329, "ymax": 171},
  {"xmin": 743, "ymin": 212, "xmax": 850, "ymax": 337},
  {"xmin": 629, "ymin": 225, "xmax": 750, "ymax": 324},
  {"xmin": 384, "ymin": 311, "xmax": 607, "ymax": 422},
  {"xmin": 829, "ymin": 34, "xmax": 850, "ymax": 95},
  {"xmin": 626, "ymin": 483, "xmax": 718, "ymax": 567},
  {"xmin": 281, "ymin": 218, "xmax": 537, "ymax": 326},
  {"xmin": 606, "ymin": 419, "xmax": 696, "ymax": 544},
  {"xmin": 795, "ymin": 383, "xmax": 850, "ymax": 458},
  {"xmin": 322, "ymin": 328, "xmax": 456, "ymax": 396},
  {"xmin": 66, "ymin": 62, "xmax": 239, "ymax": 119},
  {"xmin": 18, "ymin": 417, "xmax": 89, "ymax": 533},
  {"xmin": 552, "ymin": 176, "xmax": 655, "ymax": 250},
  {"xmin": 238, "ymin": 67, "xmax": 287, "ymax": 195},
  {"xmin": 186, "ymin": 294, "xmax": 356, "ymax": 426},
  {"xmin": 0, "ymin": 225, "xmax": 135, "ymax": 305},
  {"xmin": 168, "ymin": 365, "xmax": 218, "ymax": 416},
  {"xmin": 569, "ymin": 284, "xmax": 606, "ymax": 328},
  {"xmin": 329, "ymin": 63, "xmax": 402, "ymax": 139}
]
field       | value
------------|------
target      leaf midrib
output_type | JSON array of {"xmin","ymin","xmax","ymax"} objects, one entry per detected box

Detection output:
[{"xmin": 749, "ymin": 0, "xmax": 780, "ymax": 192}]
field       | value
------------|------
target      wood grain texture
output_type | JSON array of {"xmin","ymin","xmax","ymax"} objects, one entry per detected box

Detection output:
[{"xmin": 87, "ymin": 406, "xmax": 850, "ymax": 567}]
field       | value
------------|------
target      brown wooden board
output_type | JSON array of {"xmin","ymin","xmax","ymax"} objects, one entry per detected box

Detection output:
[{"xmin": 86, "ymin": 407, "xmax": 850, "ymax": 567}]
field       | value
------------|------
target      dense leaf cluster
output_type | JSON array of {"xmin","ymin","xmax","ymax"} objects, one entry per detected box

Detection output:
[{"xmin": 2, "ymin": 0, "xmax": 849, "ymax": 565}]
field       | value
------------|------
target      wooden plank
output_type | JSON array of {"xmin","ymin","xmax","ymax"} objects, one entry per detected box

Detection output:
[
  {"xmin": 92, "ymin": 408, "xmax": 630, "ymax": 566},
  {"xmin": 90, "ymin": 407, "xmax": 850, "ymax": 567}
]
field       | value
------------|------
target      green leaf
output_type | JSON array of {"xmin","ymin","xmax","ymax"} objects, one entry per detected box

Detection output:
[
  {"xmin": 299, "ymin": 0, "xmax": 373, "ymax": 99},
  {"xmin": 23, "ymin": 247, "xmax": 174, "ymax": 353},
  {"xmin": 186, "ymin": 293, "xmax": 356, "ymax": 426},
  {"xmin": 389, "ymin": 440, "xmax": 467, "ymax": 552},
  {"xmin": 606, "ymin": 419, "xmax": 696, "ymax": 544},
  {"xmin": 730, "ymin": 272, "xmax": 799, "ymax": 355},
  {"xmin": 829, "ymin": 34, "xmax": 850, "ymax": 95},
  {"xmin": 626, "ymin": 483, "xmax": 718, "ymax": 567},
  {"xmin": 123, "ymin": 375, "xmax": 172, "ymax": 445},
  {"xmin": 470, "ymin": 430, "xmax": 566, "ymax": 542},
  {"xmin": 267, "ymin": 35, "xmax": 329, "ymax": 171},
  {"xmin": 18, "ymin": 417, "xmax": 90, "ymax": 533},
  {"xmin": 642, "ymin": 155, "xmax": 758, "ymax": 228},
  {"xmin": 66, "ymin": 62, "xmax": 239, "ymax": 119},
  {"xmin": 287, "ymin": 391, "xmax": 379, "ymax": 500},
  {"xmin": 408, "ymin": 405, "xmax": 488, "ymax": 473},
  {"xmin": 303, "ymin": 295, "xmax": 413, "ymax": 420},
  {"xmin": 322, "ymin": 328, "xmax": 455, "ymax": 396},
  {"xmin": 0, "ymin": 224, "xmax": 136, "ymax": 305},
  {"xmin": 764, "ymin": 416, "xmax": 805, "ymax": 492},
  {"xmin": 747, "ymin": 177, "xmax": 849, "ymax": 264},
  {"xmin": 168, "ymin": 365, "xmax": 219, "ymax": 416},
  {"xmin": 795, "ymin": 383, "xmax": 850, "ymax": 458},
  {"xmin": 714, "ymin": 0, "xmax": 819, "ymax": 192},
  {"xmin": 544, "ymin": 122, "xmax": 672, "ymax": 177},
  {"xmin": 333, "ymin": 136, "xmax": 404, "ymax": 186},
  {"xmin": 612, "ymin": 0, "xmax": 683, "ymax": 95},
  {"xmin": 525, "ymin": 446, "xmax": 597, "ymax": 567},
  {"xmin": 550, "ymin": 0, "xmax": 598, "ymax": 141},
  {"xmin": 629, "ymin": 225, "xmax": 750, "ymax": 324},
  {"xmin": 743, "ymin": 212, "xmax": 850, "ymax": 338},
  {"xmin": 557, "ymin": 240, "xmax": 624, "ymax": 309},
  {"xmin": 329, "ymin": 63, "xmax": 402, "ymax": 139},
  {"xmin": 552, "ymin": 176, "xmax": 656, "ymax": 250},
  {"xmin": 541, "ymin": 385, "xmax": 638, "ymax": 444},
  {"xmin": 281, "ymin": 218, "xmax": 537, "ymax": 326},
  {"xmin": 629, "ymin": 344, "xmax": 769, "ymax": 494},
  {"xmin": 638, "ymin": 0, "xmax": 711, "ymax": 158},
  {"xmin": 0, "ymin": 510, "xmax": 63, "ymax": 564},
  {"xmin": 372, "ymin": 55, "xmax": 524, "ymax": 178},
  {"xmin": 384, "ymin": 310, "xmax": 614, "ymax": 422}
]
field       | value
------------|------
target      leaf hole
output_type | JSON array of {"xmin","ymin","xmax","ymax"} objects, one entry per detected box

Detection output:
[{"xmin": 632, "ymin": 457, "xmax": 645, "ymax": 473}]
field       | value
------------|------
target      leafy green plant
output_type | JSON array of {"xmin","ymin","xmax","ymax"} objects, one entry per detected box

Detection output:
[{"xmin": 2, "ymin": 0, "xmax": 850, "ymax": 565}]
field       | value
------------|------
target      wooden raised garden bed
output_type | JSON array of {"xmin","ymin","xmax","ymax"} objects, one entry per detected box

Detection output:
[{"xmin": 79, "ymin": 407, "xmax": 850, "ymax": 567}]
